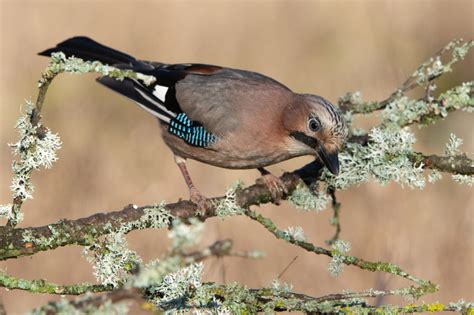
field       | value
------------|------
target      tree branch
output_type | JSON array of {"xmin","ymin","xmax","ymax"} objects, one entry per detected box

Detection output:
[
  {"xmin": 410, "ymin": 152, "xmax": 474, "ymax": 175},
  {"xmin": 0, "ymin": 272, "xmax": 110, "ymax": 295},
  {"xmin": 30, "ymin": 284, "xmax": 472, "ymax": 314},
  {"xmin": 339, "ymin": 39, "xmax": 473, "ymax": 114},
  {"xmin": 0, "ymin": 171, "xmax": 301, "ymax": 261},
  {"xmin": 0, "ymin": 239, "xmax": 251, "ymax": 296}
]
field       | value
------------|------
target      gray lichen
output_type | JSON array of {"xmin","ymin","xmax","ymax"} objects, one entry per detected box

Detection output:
[
  {"xmin": 283, "ymin": 226, "xmax": 307, "ymax": 242},
  {"xmin": 168, "ymin": 218, "xmax": 204, "ymax": 251},
  {"xmin": 212, "ymin": 181, "xmax": 245, "ymax": 218},
  {"xmin": 2, "ymin": 101, "xmax": 62, "ymax": 225},
  {"xmin": 83, "ymin": 233, "xmax": 142, "ymax": 288},
  {"xmin": 324, "ymin": 127, "xmax": 426, "ymax": 190},
  {"xmin": 328, "ymin": 240, "xmax": 352, "ymax": 277},
  {"xmin": 118, "ymin": 202, "xmax": 173, "ymax": 234},
  {"xmin": 288, "ymin": 184, "xmax": 330, "ymax": 211}
]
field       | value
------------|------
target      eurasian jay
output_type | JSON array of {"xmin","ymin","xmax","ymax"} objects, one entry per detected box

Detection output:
[{"xmin": 39, "ymin": 37, "xmax": 347, "ymax": 205}]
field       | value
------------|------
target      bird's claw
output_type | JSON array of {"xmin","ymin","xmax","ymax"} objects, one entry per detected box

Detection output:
[
  {"xmin": 190, "ymin": 187, "xmax": 209, "ymax": 212},
  {"xmin": 256, "ymin": 174, "xmax": 288, "ymax": 204}
]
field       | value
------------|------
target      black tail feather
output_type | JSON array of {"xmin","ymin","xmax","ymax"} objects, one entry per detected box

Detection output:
[
  {"xmin": 39, "ymin": 36, "xmax": 179, "ymax": 123},
  {"xmin": 38, "ymin": 36, "xmax": 136, "ymax": 65}
]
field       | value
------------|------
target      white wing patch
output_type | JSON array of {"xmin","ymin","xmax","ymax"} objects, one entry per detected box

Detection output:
[
  {"xmin": 153, "ymin": 84, "xmax": 169, "ymax": 102},
  {"xmin": 134, "ymin": 88, "xmax": 177, "ymax": 118}
]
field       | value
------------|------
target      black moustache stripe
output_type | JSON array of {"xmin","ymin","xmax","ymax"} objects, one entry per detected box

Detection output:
[{"xmin": 290, "ymin": 131, "xmax": 319, "ymax": 148}]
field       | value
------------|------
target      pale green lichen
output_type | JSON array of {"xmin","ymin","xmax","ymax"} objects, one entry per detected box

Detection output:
[
  {"xmin": 380, "ymin": 88, "xmax": 472, "ymax": 127},
  {"xmin": 288, "ymin": 184, "xmax": 330, "ymax": 211},
  {"xmin": 413, "ymin": 40, "xmax": 473, "ymax": 86},
  {"xmin": 445, "ymin": 133, "xmax": 464, "ymax": 156},
  {"xmin": 118, "ymin": 202, "xmax": 172, "ymax": 234},
  {"xmin": 441, "ymin": 82, "xmax": 474, "ymax": 112},
  {"xmin": 368, "ymin": 127, "xmax": 425, "ymax": 188},
  {"xmin": 338, "ymin": 91, "xmax": 378, "ymax": 114},
  {"xmin": 18, "ymin": 222, "xmax": 73, "ymax": 248},
  {"xmin": 339, "ymin": 91, "xmax": 364, "ymax": 107},
  {"xmin": 21, "ymin": 229, "xmax": 34, "ymax": 243},
  {"xmin": 323, "ymin": 142, "xmax": 370, "ymax": 190},
  {"xmin": 246, "ymin": 250, "xmax": 266, "ymax": 259},
  {"xmin": 0, "ymin": 204, "xmax": 14, "ymax": 222},
  {"xmin": 270, "ymin": 279, "xmax": 294, "ymax": 295},
  {"xmin": 83, "ymin": 233, "xmax": 142, "ymax": 288},
  {"xmin": 152, "ymin": 263, "xmax": 204, "ymax": 309},
  {"xmin": 213, "ymin": 181, "xmax": 245, "ymax": 218},
  {"xmin": 142, "ymin": 202, "xmax": 174, "ymax": 228},
  {"xmin": 4, "ymin": 100, "xmax": 62, "ymax": 225},
  {"xmin": 447, "ymin": 299, "xmax": 474, "ymax": 313},
  {"xmin": 168, "ymin": 218, "xmax": 204, "ymax": 250},
  {"xmin": 283, "ymin": 226, "xmax": 307, "ymax": 242},
  {"xmin": 324, "ymin": 127, "xmax": 425, "ymax": 190},
  {"xmin": 10, "ymin": 108, "xmax": 62, "ymax": 170},
  {"xmin": 328, "ymin": 240, "xmax": 351, "ymax": 277},
  {"xmin": 131, "ymin": 256, "xmax": 181, "ymax": 289},
  {"xmin": 451, "ymin": 174, "xmax": 473, "ymax": 186},
  {"xmin": 382, "ymin": 97, "xmax": 432, "ymax": 126},
  {"xmin": 428, "ymin": 169, "xmax": 443, "ymax": 184}
]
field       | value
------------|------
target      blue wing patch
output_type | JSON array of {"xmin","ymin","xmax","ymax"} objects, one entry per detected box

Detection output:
[{"xmin": 168, "ymin": 113, "xmax": 217, "ymax": 147}]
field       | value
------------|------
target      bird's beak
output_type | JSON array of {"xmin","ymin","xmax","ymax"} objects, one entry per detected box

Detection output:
[{"xmin": 317, "ymin": 147, "xmax": 339, "ymax": 176}]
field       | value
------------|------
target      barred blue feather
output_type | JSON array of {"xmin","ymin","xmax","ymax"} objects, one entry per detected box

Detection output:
[{"xmin": 168, "ymin": 113, "xmax": 217, "ymax": 147}]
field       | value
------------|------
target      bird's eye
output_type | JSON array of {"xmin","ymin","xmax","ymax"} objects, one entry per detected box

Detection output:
[{"xmin": 308, "ymin": 118, "xmax": 320, "ymax": 132}]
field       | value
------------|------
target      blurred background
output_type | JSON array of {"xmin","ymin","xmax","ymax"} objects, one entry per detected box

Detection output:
[{"xmin": 0, "ymin": 0, "xmax": 472, "ymax": 313}]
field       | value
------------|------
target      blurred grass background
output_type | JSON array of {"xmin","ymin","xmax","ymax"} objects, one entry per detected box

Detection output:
[{"xmin": 0, "ymin": 0, "xmax": 472, "ymax": 313}]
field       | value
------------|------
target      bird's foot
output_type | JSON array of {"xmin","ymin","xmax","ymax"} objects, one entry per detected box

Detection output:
[
  {"xmin": 189, "ymin": 187, "xmax": 209, "ymax": 212},
  {"xmin": 256, "ymin": 173, "xmax": 288, "ymax": 204}
]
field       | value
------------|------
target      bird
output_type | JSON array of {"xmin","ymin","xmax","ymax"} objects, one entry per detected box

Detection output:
[{"xmin": 39, "ymin": 36, "xmax": 347, "ymax": 206}]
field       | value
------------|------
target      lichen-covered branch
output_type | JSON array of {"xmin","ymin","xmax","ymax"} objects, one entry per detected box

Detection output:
[
  {"xmin": 243, "ymin": 208, "xmax": 436, "ymax": 298},
  {"xmin": 0, "ymin": 272, "xmax": 110, "ymax": 295},
  {"xmin": 339, "ymin": 39, "xmax": 473, "ymax": 114},
  {"xmin": 29, "ymin": 283, "xmax": 473, "ymax": 314},
  {"xmin": 0, "ymin": 239, "xmax": 249, "ymax": 297},
  {"xmin": 3, "ymin": 53, "xmax": 156, "ymax": 228},
  {"xmin": 30, "ymin": 288, "xmax": 142, "ymax": 315},
  {"xmin": 0, "ymin": 169, "xmax": 436, "ymax": 299},
  {"xmin": 0, "ymin": 172, "xmax": 302, "ymax": 261},
  {"xmin": 410, "ymin": 152, "xmax": 474, "ymax": 175}
]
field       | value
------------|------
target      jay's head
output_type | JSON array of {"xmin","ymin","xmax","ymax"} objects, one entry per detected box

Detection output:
[{"xmin": 284, "ymin": 94, "xmax": 348, "ymax": 176}]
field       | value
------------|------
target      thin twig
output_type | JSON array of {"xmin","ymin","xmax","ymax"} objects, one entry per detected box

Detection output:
[
  {"xmin": 277, "ymin": 256, "xmax": 299, "ymax": 280},
  {"xmin": 326, "ymin": 187, "xmax": 341, "ymax": 245},
  {"xmin": 339, "ymin": 39, "xmax": 473, "ymax": 114}
]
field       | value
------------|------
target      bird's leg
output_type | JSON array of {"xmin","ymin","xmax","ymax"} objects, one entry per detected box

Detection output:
[
  {"xmin": 175, "ymin": 155, "xmax": 208, "ymax": 209},
  {"xmin": 256, "ymin": 167, "xmax": 288, "ymax": 204}
]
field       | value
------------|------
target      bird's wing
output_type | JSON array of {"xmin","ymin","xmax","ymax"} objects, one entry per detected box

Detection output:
[{"xmin": 98, "ymin": 63, "xmax": 227, "ymax": 148}]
